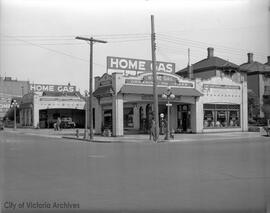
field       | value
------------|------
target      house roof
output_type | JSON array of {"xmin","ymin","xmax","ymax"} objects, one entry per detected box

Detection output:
[
  {"xmin": 240, "ymin": 61, "xmax": 270, "ymax": 74},
  {"xmin": 120, "ymin": 85, "xmax": 202, "ymax": 97},
  {"xmin": 177, "ymin": 56, "xmax": 239, "ymax": 75}
]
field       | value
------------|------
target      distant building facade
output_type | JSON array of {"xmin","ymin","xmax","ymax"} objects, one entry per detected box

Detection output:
[
  {"xmin": 20, "ymin": 84, "xmax": 86, "ymax": 128},
  {"xmin": 176, "ymin": 47, "xmax": 247, "ymax": 83},
  {"xmin": 240, "ymin": 53, "xmax": 270, "ymax": 118},
  {"xmin": 0, "ymin": 76, "xmax": 30, "ymax": 120}
]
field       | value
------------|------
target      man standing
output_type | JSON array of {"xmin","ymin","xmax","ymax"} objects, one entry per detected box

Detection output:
[
  {"xmin": 57, "ymin": 117, "xmax": 61, "ymax": 131},
  {"xmin": 149, "ymin": 118, "xmax": 156, "ymax": 141}
]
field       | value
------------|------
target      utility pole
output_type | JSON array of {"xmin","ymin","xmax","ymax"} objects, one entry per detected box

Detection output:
[
  {"xmin": 151, "ymin": 15, "xmax": 159, "ymax": 142},
  {"xmin": 84, "ymin": 90, "xmax": 88, "ymax": 139},
  {"xmin": 75, "ymin": 36, "xmax": 107, "ymax": 141},
  {"xmin": 21, "ymin": 86, "xmax": 24, "ymax": 97}
]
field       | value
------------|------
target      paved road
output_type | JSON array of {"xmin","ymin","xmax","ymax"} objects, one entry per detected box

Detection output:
[{"xmin": 1, "ymin": 131, "xmax": 270, "ymax": 212}]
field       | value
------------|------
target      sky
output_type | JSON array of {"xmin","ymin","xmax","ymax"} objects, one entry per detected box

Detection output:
[{"xmin": 0, "ymin": 0, "xmax": 269, "ymax": 92}]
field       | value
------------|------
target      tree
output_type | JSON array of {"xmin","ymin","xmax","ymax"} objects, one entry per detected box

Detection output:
[
  {"xmin": 262, "ymin": 95, "xmax": 270, "ymax": 119},
  {"xmin": 248, "ymin": 89, "xmax": 260, "ymax": 119}
]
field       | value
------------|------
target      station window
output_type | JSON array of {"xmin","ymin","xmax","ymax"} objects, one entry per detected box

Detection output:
[
  {"xmin": 124, "ymin": 108, "xmax": 134, "ymax": 128},
  {"xmin": 203, "ymin": 104, "xmax": 240, "ymax": 128}
]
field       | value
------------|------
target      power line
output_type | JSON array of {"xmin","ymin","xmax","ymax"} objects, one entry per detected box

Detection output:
[
  {"xmin": 157, "ymin": 43, "xmax": 245, "ymax": 63},
  {"xmin": 1, "ymin": 35, "xmax": 150, "ymax": 41},
  {"xmin": 157, "ymin": 24, "xmax": 268, "ymax": 34},
  {"xmin": 1, "ymin": 36, "xmax": 150, "ymax": 46},
  {"xmin": 0, "ymin": 33, "xmax": 150, "ymax": 39},
  {"xmin": 157, "ymin": 37, "xmax": 260, "ymax": 60},
  {"xmin": 1, "ymin": 35, "xmax": 105, "ymax": 67},
  {"xmin": 157, "ymin": 33, "xmax": 269, "ymax": 57}
]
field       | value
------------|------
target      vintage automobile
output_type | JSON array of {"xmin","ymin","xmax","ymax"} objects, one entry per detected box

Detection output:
[{"xmin": 60, "ymin": 117, "xmax": 76, "ymax": 128}]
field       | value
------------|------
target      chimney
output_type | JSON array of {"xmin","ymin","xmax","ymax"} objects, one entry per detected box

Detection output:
[
  {"xmin": 207, "ymin": 47, "xmax": 214, "ymax": 58},
  {"xmin": 247, "ymin": 53, "xmax": 253, "ymax": 63},
  {"xmin": 267, "ymin": 56, "xmax": 270, "ymax": 65}
]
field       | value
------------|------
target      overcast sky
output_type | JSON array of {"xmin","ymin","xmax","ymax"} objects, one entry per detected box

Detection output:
[{"xmin": 0, "ymin": 0, "xmax": 269, "ymax": 92}]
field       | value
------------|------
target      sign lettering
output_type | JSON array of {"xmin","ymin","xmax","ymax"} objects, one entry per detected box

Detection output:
[
  {"xmin": 107, "ymin": 56, "xmax": 175, "ymax": 73},
  {"xmin": 30, "ymin": 84, "xmax": 76, "ymax": 93},
  {"xmin": 203, "ymin": 84, "xmax": 240, "ymax": 90}
]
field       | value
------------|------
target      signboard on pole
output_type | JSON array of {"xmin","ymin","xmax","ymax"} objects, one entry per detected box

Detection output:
[{"xmin": 107, "ymin": 56, "xmax": 175, "ymax": 73}]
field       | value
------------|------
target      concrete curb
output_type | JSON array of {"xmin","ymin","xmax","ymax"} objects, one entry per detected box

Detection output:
[
  {"xmin": 3, "ymin": 129, "xmax": 268, "ymax": 143},
  {"xmin": 62, "ymin": 136, "xmax": 152, "ymax": 143}
]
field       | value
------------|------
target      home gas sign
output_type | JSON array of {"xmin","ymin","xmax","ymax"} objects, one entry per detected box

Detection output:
[
  {"xmin": 30, "ymin": 84, "xmax": 76, "ymax": 93},
  {"xmin": 107, "ymin": 56, "xmax": 175, "ymax": 73}
]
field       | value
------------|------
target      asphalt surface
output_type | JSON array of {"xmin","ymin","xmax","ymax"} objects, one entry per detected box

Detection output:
[{"xmin": 1, "ymin": 131, "xmax": 270, "ymax": 212}]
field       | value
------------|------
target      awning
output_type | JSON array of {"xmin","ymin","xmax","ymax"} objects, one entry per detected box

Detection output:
[
  {"xmin": 93, "ymin": 85, "xmax": 114, "ymax": 97},
  {"xmin": 120, "ymin": 85, "xmax": 202, "ymax": 97}
]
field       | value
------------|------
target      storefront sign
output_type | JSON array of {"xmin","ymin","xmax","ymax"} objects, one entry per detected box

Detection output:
[
  {"xmin": 30, "ymin": 84, "xmax": 76, "ymax": 93},
  {"xmin": 0, "ymin": 103, "xmax": 10, "ymax": 109},
  {"xmin": 0, "ymin": 97, "xmax": 11, "ymax": 113},
  {"xmin": 203, "ymin": 84, "xmax": 240, "ymax": 90},
  {"xmin": 141, "ymin": 95, "xmax": 181, "ymax": 101},
  {"xmin": 125, "ymin": 74, "xmax": 194, "ymax": 87},
  {"xmin": 100, "ymin": 80, "xmax": 112, "ymax": 86},
  {"xmin": 107, "ymin": 56, "xmax": 175, "ymax": 73},
  {"xmin": 0, "ymin": 103, "xmax": 11, "ymax": 114},
  {"xmin": 99, "ymin": 73, "xmax": 112, "ymax": 86}
]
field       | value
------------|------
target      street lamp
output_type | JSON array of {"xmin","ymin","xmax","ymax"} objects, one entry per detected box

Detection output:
[
  {"xmin": 162, "ymin": 87, "xmax": 175, "ymax": 140},
  {"xmin": 11, "ymin": 100, "xmax": 19, "ymax": 130},
  {"xmin": 84, "ymin": 90, "xmax": 88, "ymax": 139}
]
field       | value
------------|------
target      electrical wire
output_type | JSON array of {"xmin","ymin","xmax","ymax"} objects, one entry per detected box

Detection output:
[
  {"xmin": 157, "ymin": 33, "xmax": 269, "ymax": 57},
  {"xmin": 1, "ymin": 35, "xmax": 105, "ymax": 67},
  {"xmin": 157, "ymin": 38, "xmax": 257, "ymax": 61},
  {"xmin": 1, "ymin": 35, "xmax": 150, "ymax": 46}
]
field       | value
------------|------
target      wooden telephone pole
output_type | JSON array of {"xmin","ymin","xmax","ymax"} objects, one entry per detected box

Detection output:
[
  {"xmin": 151, "ymin": 15, "xmax": 159, "ymax": 142},
  {"xmin": 75, "ymin": 36, "xmax": 107, "ymax": 141}
]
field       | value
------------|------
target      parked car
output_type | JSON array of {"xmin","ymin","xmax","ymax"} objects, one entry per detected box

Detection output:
[
  {"xmin": 60, "ymin": 117, "xmax": 76, "ymax": 128},
  {"xmin": 0, "ymin": 120, "xmax": 4, "ymax": 130},
  {"xmin": 254, "ymin": 118, "xmax": 267, "ymax": 126}
]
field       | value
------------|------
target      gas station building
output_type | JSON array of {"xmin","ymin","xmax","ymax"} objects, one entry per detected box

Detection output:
[{"xmin": 92, "ymin": 57, "xmax": 248, "ymax": 136}]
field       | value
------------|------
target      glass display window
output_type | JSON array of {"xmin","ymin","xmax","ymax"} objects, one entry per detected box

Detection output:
[
  {"xmin": 216, "ymin": 110, "xmax": 227, "ymax": 127},
  {"xmin": 203, "ymin": 104, "xmax": 240, "ymax": 129},
  {"xmin": 204, "ymin": 110, "xmax": 214, "ymax": 128},
  {"xmin": 229, "ymin": 110, "xmax": 240, "ymax": 127}
]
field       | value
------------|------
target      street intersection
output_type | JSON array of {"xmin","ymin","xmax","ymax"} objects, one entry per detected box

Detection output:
[{"xmin": 1, "ymin": 130, "xmax": 270, "ymax": 212}]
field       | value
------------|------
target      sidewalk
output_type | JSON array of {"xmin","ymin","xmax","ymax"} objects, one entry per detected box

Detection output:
[{"xmin": 3, "ymin": 127, "xmax": 268, "ymax": 143}]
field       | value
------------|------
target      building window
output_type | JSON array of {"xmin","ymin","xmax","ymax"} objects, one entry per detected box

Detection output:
[
  {"xmin": 216, "ymin": 110, "xmax": 226, "ymax": 127},
  {"xmin": 103, "ymin": 109, "xmax": 112, "ymax": 130},
  {"xmin": 124, "ymin": 108, "xmax": 134, "ymax": 128},
  {"xmin": 264, "ymin": 86, "xmax": 270, "ymax": 95},
  {"xmin": 93, "ymin": 108, "xmax": 95, "ymax": 129},
  {"xmin": 203, "ymin": 110, "xmax": 214, "ymax": 127},
  {"xmin": 203, "ymin": 104, "xmax": 240, "ymax": 128}
]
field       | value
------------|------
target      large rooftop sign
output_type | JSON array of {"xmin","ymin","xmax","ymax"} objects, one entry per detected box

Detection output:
[
  {"xmin": 107, "ymin": 56, "xmax": 175, "ymax": 73},
  {"xmin": 30, "ymin": 84, "xmax": 76, "ymax": 93}
]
